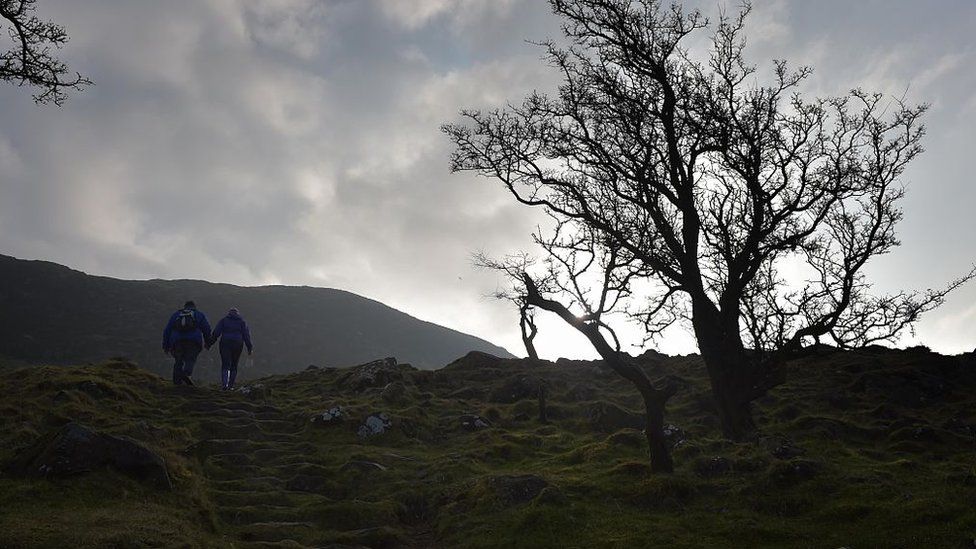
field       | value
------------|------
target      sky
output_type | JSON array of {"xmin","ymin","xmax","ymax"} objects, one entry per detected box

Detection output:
[{"xmin": 1, "ymin": 0, "xmax": 974, "ymax": 360}]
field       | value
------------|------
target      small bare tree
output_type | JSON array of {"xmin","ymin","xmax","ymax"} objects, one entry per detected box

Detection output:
[
  {"xmin": 1, "ymin": 0, "xmax": 90, "ymax": 104},
  {"xmin": 445, "ymin": 0, "xmax": 973, "ymax": 451}
]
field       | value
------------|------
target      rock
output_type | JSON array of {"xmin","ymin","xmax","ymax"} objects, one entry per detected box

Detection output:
[
  {"xmin": 662, "ymin": 423, "xmax": 687, "ymax": 448},
  {"xmin": 311, "ymin": 406, "xmax": 344, "ymax": 427},
  {"xmin": 460, "ymin": 414, "xmax": 492, "ymax": 431},
  {"xmin": 487, "ymin": 474, "xmax": 549, "ymax": 505},
  {"xmin": 584, "ymin": 401, "xmax": 644, "ymax": 433},
  {"xmin": 4, "ymin": 423, "xmax": 171, "ymax": 489},
  {"xmin": 489, "ymin": 375, "xmax": 544, "ymax": 404},
  {"xmin": 380, "ymin": 381, "xmax": 408, "ymax": 404},
  {"xmin": 237, "ymin": 384, "xmax": 269, "ymax": 400},
  {"xmin": 339, "ymin": 358, "xmax": 404, "ymax": 391},
  {"xmin": 357, "ymin": 413, "xmax": 392, "ymax": 438},
  {"xmin": 340, "ymin": 460, "xmax": 388, "ymax": 473},
  {"xmin": 443, "ymin": 351, "xmax": 503, "ymax": 370}
]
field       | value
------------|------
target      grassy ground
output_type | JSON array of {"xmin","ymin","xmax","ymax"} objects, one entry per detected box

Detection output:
[{"xmin": 0, "ymin": 348, "xmax": 974, "ymax": 548}]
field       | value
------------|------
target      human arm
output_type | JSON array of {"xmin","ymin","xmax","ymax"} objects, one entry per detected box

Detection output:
[
  {"xmin": 243, "ymin": 320, "xmax": 253, "ymax": 354},
  {"xmin": 198, "ymin": 312, "xmax": 213, "ymax": 347},
  {"xmin": 208, "ymin": 317, "xmax": 223, "ymax": 348},
  {"xmin": 162, "ymin": 313, "xmax": 175, "ymax": 352}
]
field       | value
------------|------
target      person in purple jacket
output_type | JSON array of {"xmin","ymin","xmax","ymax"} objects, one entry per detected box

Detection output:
[
  {"xmin": 210, "ymin": 307, "xmax": 253, "ymax": 390},
  {"xmin": 162, "ymin": 300, "xmax": 213, "ymax": 386}
]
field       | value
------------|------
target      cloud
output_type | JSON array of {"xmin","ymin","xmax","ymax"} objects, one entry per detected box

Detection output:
[{"xmin": 0, "ymin": 0, "xmax": 974, "ymax": 360}]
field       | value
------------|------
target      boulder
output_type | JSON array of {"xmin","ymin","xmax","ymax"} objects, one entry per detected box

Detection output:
[
  {"xmin": 443, "ymin": 351, "xmax": 503, "ymax": 370},
  {"xmin": 488, "ymin": 375, "xmax": 544, "ymax": 404},
  {"xmin": 4, "ymin": 423, "xmax": 171, "ymax": 489},
  {"xmin": 339, "ymin": 358, "xmax": 404, "ymax": 391},
  {"xmin": 584, "ymin": 401, "xmax": 644, "ymax": 432},
  {"xmin": 380, "ymin": 381, "xmax": 408, "ymax": 404},
  {"xmin": 311, "ymin": 406, "xmax": 344, "ymax": 427},
  {"xmin": 357, "ymin": 413, "xmax": 392, "ymax": 438}
]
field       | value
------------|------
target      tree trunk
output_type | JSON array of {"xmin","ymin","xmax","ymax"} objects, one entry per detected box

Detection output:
[
  {"xmin": 692, "ymin": 299, "xmax": 757, "ymax": 441},
  {"xmin": 523, "ymin": 276, "xmax": 675, "ymax": 472},
  {"xmin": 600, "ymin": 352, "xmax": 675, "ymax": 473},
  {"xmin": 641, "ymin": 391, "xmax": 673, "ymax": 473},
  {"xmin": 538, "ymin": 384, "xmax": 548, "ymax": 423},
  {"xmin": 520, "ymin": 307, "xmax": 539, "ymax": 361}
]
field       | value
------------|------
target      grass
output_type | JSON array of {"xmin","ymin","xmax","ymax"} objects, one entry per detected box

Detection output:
[{"xmin": 0, "ymin": 349, "xmax": 974, "ymax": 548}]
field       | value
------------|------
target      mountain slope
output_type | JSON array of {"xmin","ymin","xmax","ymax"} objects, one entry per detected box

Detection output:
[
  {"xmin": 0, "ymin": 348, "xmax": 974, "ymax": 547},
  {"xmin": 0, "ymin": 254, "xmax": 512, "ymax": 376}
]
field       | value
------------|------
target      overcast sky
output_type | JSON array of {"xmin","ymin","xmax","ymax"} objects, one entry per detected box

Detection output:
[{"xmin": 1, "ymin": 0, "xmax": 974, "ymax": 360}]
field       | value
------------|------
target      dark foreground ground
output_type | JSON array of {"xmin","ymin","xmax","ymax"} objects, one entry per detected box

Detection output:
[{"xmin": 0, "ymin": 347, "xmax": 974, "ymax": 548}]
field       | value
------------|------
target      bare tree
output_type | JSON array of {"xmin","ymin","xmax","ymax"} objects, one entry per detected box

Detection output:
[
  {"xmin": 518, "ymin": 301, "xmax": 539, "ymax": 361},
  {"xmin": 476, "ymin": 251, "xmax": 543, "ymax": 361},
  {"xmin": 445, "ymin": 0, "xmax": 973, "ymax": 446},
  {"xmin": 1, "ymin": 0, "xmax": 90, "ymax": 105}
]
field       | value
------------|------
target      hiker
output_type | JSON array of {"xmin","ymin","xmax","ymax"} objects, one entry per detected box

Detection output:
[
  {"xmin": 209, "ymin": 307, "xmax": 253, "ymax": 390},
  {"xmin": 162, "ymin": 300, "xmax": 212, "ymax": 386}
]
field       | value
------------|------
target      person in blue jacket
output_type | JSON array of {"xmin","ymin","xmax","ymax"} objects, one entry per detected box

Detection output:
[
  {"xmin": 210, "ymin": 307, "xmax": 253, "ymax": 390},
  {"xmin": 162, "ymin": 300, "xmax": 212, "ymax": 386}
]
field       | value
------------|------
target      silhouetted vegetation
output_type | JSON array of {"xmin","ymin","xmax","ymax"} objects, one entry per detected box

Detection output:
[
  {"xmin": 445, "ymin": 0, "xmax": 974, "ymax": 470},
  {"xmin": 0, "ymin": 0, "xmax": 90, "ymax": 104}
]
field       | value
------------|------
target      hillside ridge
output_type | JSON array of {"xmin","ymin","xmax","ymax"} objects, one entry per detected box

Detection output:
[{"xmin": 0, "ymin": 253, "xmax": 513, "ymax": 377}]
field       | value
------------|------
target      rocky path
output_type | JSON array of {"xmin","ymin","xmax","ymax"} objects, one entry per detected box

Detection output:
[{"xmin": 164, "ymin": 386, "xmax": 419, "ymax": 549}]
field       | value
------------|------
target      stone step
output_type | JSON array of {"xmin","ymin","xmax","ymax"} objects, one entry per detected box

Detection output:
[
  {"xmin": 211, "ymin": 476, "xmax": 288, "ymax": 492},
  {"xmin": 237, "ymin": 541, "xmax": 312, "ymax": 549},
  {"xmin": 186, "ymin": 438, "xmax": 263, "ymax": 457},
  {"xmin": 236, "ymin": 521, "xmax": 317, "ymax": 543},
  {"xmin": 219, "ymin": 504, "xmax": 305, "ymax": 526},
  {"xmin": 210, "ymin": 488, "xmax": 333, "ymax": 508}
]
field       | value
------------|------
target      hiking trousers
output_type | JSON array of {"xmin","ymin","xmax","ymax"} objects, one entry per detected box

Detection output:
[
  {"xmin": 172, "ymin": 339, "xmax": 202, "ymax": 384},
  {"xmin": 219, "ymin": 339, "xmax": 244, "ymax": 389},
  {"xmin": 219, "ymin": 339, "xmax": 244, "ymax": 372}
]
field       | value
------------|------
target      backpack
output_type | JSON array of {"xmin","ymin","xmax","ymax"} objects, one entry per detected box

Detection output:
[{"xmin": 174, "ymin": 309, "xmax": 197, "ymax": 333}]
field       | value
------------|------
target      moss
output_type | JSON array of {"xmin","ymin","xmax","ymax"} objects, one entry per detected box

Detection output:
[{"xmin": 0, "ymin": 348, "xmax": 975, "ymax": 548}]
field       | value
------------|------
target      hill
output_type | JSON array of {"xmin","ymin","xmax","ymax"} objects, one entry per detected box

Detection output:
[
  {"xmin": 0, "ymin": 254, "xmax": 512, "ymax": 377},
  {"xmin": 0, "ymin": 347, "xmax": 974, "ymax": 547}
]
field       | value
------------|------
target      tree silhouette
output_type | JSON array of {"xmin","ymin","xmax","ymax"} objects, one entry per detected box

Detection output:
[
  {"xmin": 1, "ymin": 0, "xmax": 90, "ymax": 105},
  {"xmin": 445, "ymin": 0, "xmax": 973, "ymax": 457}
]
